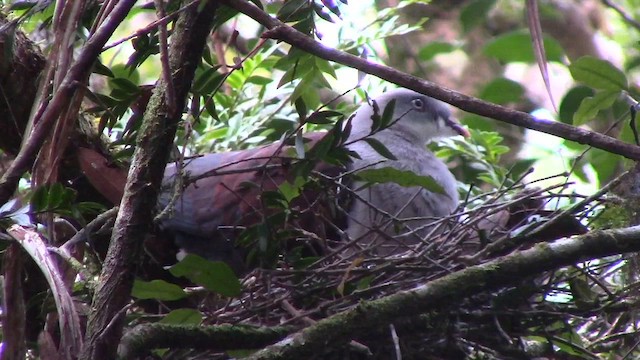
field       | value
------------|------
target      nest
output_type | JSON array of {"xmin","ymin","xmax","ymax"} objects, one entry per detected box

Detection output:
[
  {"xmin": 158, "ymin": 180, "xmax": 630, "ymax": 359},
  {"xmin": 112, "ymin": 165, "xmax": 640, "ymax": 359}
]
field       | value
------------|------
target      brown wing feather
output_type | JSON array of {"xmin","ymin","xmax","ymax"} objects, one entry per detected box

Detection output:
[{"xmin": 158, "ymin": 132, "xmax": 345, "ymax": 269}]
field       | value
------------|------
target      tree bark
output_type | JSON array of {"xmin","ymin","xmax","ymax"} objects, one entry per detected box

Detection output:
[{"xmin": 79, "ymin": 2, "xmax": 219, "ymax": 359}]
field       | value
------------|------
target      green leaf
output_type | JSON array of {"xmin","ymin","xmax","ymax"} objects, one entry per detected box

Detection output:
[
  {"xmin": 92, "ymin": 60, "xmax": 115, "ymax": 77},
  {"xmin": 418, "ymin": 41, "xmax": 457, "ymax": 61},
  {"xmin": 572, "ymin": 90, "xmax": 619, "ymax": 125},
  {"xmin": 131, "ymin": 279, "xmax": 187, "ymax": 301},
  {"xmin": 460, "ymin": 0, "xmax": 496, "ymax": 32},
  {"xmin": 307, "ymin": 131, "xmax": 335, "ymax": 159},
  {"xmin": 295, "ymin": 97, "xmax": 307, "ymax": 119},
  {"xmin": 278, "ymin": 176, "xmax": 307, "ymax": 203},
  {"xmin": 589, "ymin": 149, "xmax": 620, "ymax": 186},
  {"xmin": 558, "ymin": 86, "xmax": 595, "ymax": 125},
  {"xmin": 569, "ymin": 56, "xmax": 628, "ymax": 91},
  {"xmin": 109, "ymin": 77, "xmax": 141, "ymax": 95},
  {"xmin": 305, "ymin": 110, "xmax": 343, "ymax": 125},
  {"xmin": 159, "ymin": 308, "xmax": 203, "ymax": 325},
  {"xmin": 379, "ymin": 98, "xmax": 396, "ymax": 130},
  {"xmin": 508, "ymin": 158, "xmax": 536, "ymax": 180},
  {"xmin": 484, "ymin": 31, "xmax": 564, "ymax": 63},
  {"xmin": 193, "ymin": 66, "xmax": 222, "ymax": 93},
  {"xmin": 278, "ymin": 0, "xmax": 311, "ymax": 22},
  {"xmin": 356, "ymin": 167, "xmax": 446, "ymax": 195},
  {"xmin": 245, "ymin": 75, "xmax": 272, "ymax": 85},
  {"xmin": 294, "ymin": 130, "xmax": 306, "ymax": 158},
  {"xmin": 47, "ymin": 183, "xmax": 65, "ymax": 209},
  {"xmin": 478, "ymin": 78, "xmax": 524, "ymax": 104},
  {"xmin": 314, "ymin": 58, "xmax": 337, "ymax": 79},
  {"xmin": 169, "ymin": 255, "xmax": 241, "ymax": 297},
  {"xmin": 363, "ymin": 138, "xmax": 397, "ymax": 160},
  {"xmin": 277, "ymin": 61, "xmax": 313, "ymax": 88}
]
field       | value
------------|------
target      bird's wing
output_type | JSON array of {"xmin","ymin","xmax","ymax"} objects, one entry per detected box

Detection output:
[{"xmin": 158, "ymin": 132, "xmax": 344, "ymax": 240}]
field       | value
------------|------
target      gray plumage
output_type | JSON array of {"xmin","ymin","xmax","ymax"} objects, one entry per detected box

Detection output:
[{"xmin": 344, "ymin": 89, "xmax": 468, "ymax": 256}]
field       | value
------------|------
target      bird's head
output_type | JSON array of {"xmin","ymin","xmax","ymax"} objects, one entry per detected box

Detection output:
[{"xmin": 352, "ymin": 89, "xmax": 470, "ymax": 145}]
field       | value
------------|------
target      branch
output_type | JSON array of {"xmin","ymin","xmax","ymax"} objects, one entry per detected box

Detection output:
[
  {"xmin": 79, "ymin": 2, "xmax": 219, "ymax": 359},
  {"xmin": 118, "ymin": 323, "xmax": 293, "ymax": 358},
  {"xmin": 601, "ymin": 0, "xmax": 640, "ymax": 32},
  {"xmin": 244, "ymin": 225, "xmax": 640, "ymax": 359},
  {"xmin": 219, "ymin": 0, "xmax": 640, "ymax": 161}
]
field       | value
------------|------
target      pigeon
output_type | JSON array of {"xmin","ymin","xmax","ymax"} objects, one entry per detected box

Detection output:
[{"xmin": 158, "ymin": 89, "xmax": 469, "ymax": 271}]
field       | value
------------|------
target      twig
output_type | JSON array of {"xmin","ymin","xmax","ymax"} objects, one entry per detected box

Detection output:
[{"xmin": 219, "ymin": 0, "xmax": 640, "ymax": 161}]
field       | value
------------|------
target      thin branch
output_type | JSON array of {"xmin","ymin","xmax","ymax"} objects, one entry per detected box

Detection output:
[
  {"xmin": 601, "ymin": 0, "xmax": 640, "ymax": 32},
  {"xmin": 154, "ymin": 0, "xmax": 176, "ymax": 111},
  {"xmin": 219, "ymin": 0, "xmax": 640, "ymax": 161}
]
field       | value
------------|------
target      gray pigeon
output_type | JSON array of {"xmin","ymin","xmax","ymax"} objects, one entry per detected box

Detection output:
[
  {"xmin": 158, "ymin": 89, "xmax": 469, "ymax": 271},
  {"xmin": 345, "ymin": 89, "xmax": 469, "ymax": 256}
]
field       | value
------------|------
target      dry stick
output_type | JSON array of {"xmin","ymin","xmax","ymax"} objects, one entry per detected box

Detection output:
[{"xmin": 219, "ymin": 0, "xmax": 640, "ymax": 161}]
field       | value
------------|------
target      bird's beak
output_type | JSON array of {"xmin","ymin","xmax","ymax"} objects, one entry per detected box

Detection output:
[{"xmin": 446, "ymin": 117, "xmax": 470, "ymax": 138}]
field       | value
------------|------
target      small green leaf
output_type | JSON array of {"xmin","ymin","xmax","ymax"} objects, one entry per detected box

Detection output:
[
  {"xmin": 279, "ymin": 176, "xmax": 306, "ymax": 203},
  {"xmin": 109, "ymin": 77, "xmax": 141, "ymax": 95},
  {"xmin": 418, "ymin": 41, "xmax": 457, "ymax": 61},
  {"xmin": 131, "ymin": 279, "xmax": 187, "ymax": 301},
  {"xmin": 295, "ymin": 97, "xmax": 307, "ymax": 121},
  {"xmin": 194, "ymin": 67, "xmax": 225, "ymax": 95},
  {"xmin": 363, "ymin": 138, "xmax": 397, "ymax": 160},
  {"xmin": 169, "ymin": 255, "xmax": 241, "ymax": 297},
  {"xmin": 92, "ymin": 60, "xmax": 115, "ymax": 77},
  {"xmin": 356, "ymin": 167, "xmax": 446, "ymax": 195},
  {"xmin": 305, "ymin": 110, "xmax": 343, "ymax": 125},
  {"xmin": 245, "ymin": 75, "xmax": 272, "ymax": 85},
  {"xmin": 478, "ymin": 78, "xmax": 524, "ymax": 104},
  {"xmin": 277, "ymin": 0, "xmax": 311, "ymax": 22},
  {"xmin": 314, "ymin": 58, "xmax": 337, "ymax": 79},
  {"xmin": 558, "ymin": 86, "xmax": 595, "ymax": 125},
  {"xmin": 572, "ymin": 90, "xmax": 619, "ymax": 125},
  {"xmin": 569, "ymin": 56, "xmax": 628, "ymax": 91},
  {"xmin": 294, "ymin": 130, "xmax": 306, "ymax": 158},
  {"xmin": 484, "ymin": 31, "xmax": 564, "ymax": 63},
  {"xmin": 460, "ymin": 0, "xmax": 496, "ymax": 32},
  {"xmin": 307, "ymin": 132, "xmax": 335, "ymax": 159},
  {"xmin": 379, "ymin": 99, "xmax": 396, "ymax": 130}
]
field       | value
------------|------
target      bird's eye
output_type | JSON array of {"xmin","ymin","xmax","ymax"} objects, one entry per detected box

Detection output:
[{"xmin": 411, "ymin": 98, "xmax": 424, "ymax": 109}]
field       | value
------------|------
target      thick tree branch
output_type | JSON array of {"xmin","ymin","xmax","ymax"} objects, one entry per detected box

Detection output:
[
  {"xmin": 118, "ymin": 323, "xmax": 293, "ymax": 358},
  {"xmin": 220, "ymin": 0, "xmax": 640, "ymax": 161},
  {"xmin": 79, "ymin": 2, "xmax": 218, "ymax": 359},
  {"xmin": 243, "ymin": 225, "xmax": 640, "ymax": 359}
]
